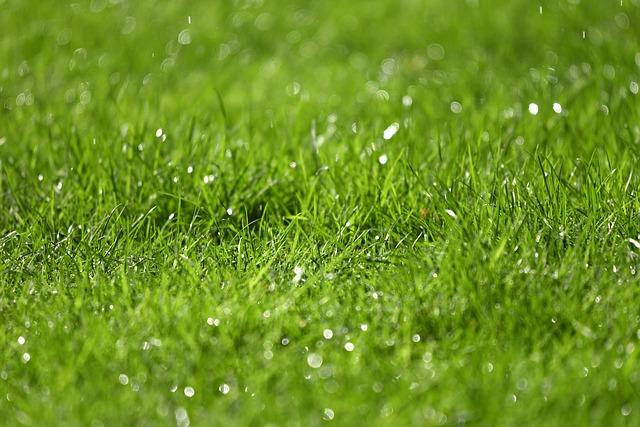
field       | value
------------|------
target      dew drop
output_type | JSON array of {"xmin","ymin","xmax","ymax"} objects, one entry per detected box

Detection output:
[
  {"xmin": 323, "ymin": 408, "xmax": 335, "ymax": 421},
  {"xmin": 383, "ymin": 123, "xmax": 399, "ymax": 140},
  {"xmin": 307, "ymin": 353, "xmax": 323, "ymax": 368},
  {"xmin": 178, "ymin": 29, "xmax": 192, "ymax": 45}
]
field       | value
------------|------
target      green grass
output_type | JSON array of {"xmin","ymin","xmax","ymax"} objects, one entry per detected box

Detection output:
[{"xmin": 2, "ymin": 0, "xmax": 640, "ymax": 425}]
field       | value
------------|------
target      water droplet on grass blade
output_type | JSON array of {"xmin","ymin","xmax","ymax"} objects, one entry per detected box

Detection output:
[
  {"xmin": 323, "ymin": 408, "xmax": 335, "ymax": 420},
  {"xmin": 307, "ymin": 353, "xmax": 323, "ymax": 368},
  {"xmin": 383, "ymin": 123, "xmax": 399, "ymax": 140},
  {"xmin": 293, "ymin": 266, "xmax": 304, "ymax": 284},
  {"xmin": 528, "ymin": 103, "xmax": 539, "ymax": 115},
  {"xmin": 178, "ymin": 29, "xmax": 191, "ymax": 45},
  {"xmin": 378, "ymin": 154, "xmax": 388, "ymax": 165}
]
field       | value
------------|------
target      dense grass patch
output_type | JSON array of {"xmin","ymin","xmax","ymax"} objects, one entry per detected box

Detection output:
[{"xmin": 2, "ymin": 0, "xmax": 640, "ymax": 425}]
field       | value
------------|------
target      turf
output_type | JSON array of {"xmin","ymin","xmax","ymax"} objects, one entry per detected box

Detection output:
[{"xmin": 2, "ymin": 0, "xmax": 640, "ymax": 425}]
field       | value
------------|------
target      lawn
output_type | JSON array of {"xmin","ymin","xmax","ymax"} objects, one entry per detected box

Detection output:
[{"xmin": 1, "ymin": 0, "xmax": 640, "ymax": 425}]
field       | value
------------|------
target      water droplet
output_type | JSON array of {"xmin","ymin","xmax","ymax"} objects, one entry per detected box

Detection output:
[
  {"xmin": 427, "ymin": 44, "xmax": 445, "ymax": 60},
  {"xmin": 445, "ymin": 209, "xmax": 457, "ymax": 219},
  {"xmin": 118, "ymin": 374, "xmax": 129, "ymax": 385},
  {"xmin": 175, "ymin": 407, "xmax": 189, "ymax": 427},
  {"xmin": 17, "ymin": 336, "xmax": 25, "ymax": 345},
  {"xmin": 293, "ymin": 266, "xmax": 304, "ymax": 284},
  {"xmin": 219, "ymin": 383, "xmax": 230, "ymax": 394},
  {"xmin": 323, "ymin": 329, "xmax": 334, "ymax": 340},
  {"xmin": 450, "ymin": 101, "xmax": 462, "ymax": 113},
  {"xmin": 155, "ymin": 128, "xmax": 163, "ymax": 138},
  {"xmin": 383, "ymin": 123, "xmax": 399, "ymax": 140},
  {"xmin": 360, "ymin": 324, "xmax": 368, "ymax": 331},
  {"xmin": 323, "ymin": 408, "xmax": 335, "ymax": 421},
  {"xmin": 552, "ymin": 102, "xmax": 562, "ymax": 114},
  {"xmin": 378, "ymin": 154, "xmax": 388, "ymax": 165},
  {"xmin": 307, "ymin": 353, "xmax": 323, "ymax": 368},
  {"xmin": 178, "ymin": 29, "xmax": 192, "ymax": 45},
  {"xmin": 226, "ymin": 208, "xmax": 233, "ymax": 216},
  {"xmin": 184, "ymin": 386, "xmax": 195, "ymax": 397},
  {"xmin": 412, "ymin": 334, "xmax": 421, "ymax": 343},
  {"xmin": 402, "ymin": 95, "xmax": 413, "ymax": 107},
  {"xmin": 528, "ymin": 103, "xmax": 539, "ymax": 115},
  {"xmin": 344, "ymin": 342, "xmax": 355, "ymax": 352}
]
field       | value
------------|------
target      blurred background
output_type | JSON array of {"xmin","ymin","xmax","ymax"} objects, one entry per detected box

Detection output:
[{"xmin": 2, "ymin": 0, "xmax": 638, "ymax": 132}]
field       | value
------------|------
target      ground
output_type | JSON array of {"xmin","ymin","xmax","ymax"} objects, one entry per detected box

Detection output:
[{"xmin": 1, "ymin": 0, "xmax": 640, "ymax": 425}]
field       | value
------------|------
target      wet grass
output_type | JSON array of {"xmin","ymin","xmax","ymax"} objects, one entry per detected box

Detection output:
[{"xmin": 2, "ymin": 0, "xmax": 640, "ymax": 425}]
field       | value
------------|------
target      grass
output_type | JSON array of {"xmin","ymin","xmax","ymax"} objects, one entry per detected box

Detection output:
[{"xmin": 1, "ymin": 0, "xmax": 640, "ymax": 425}]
